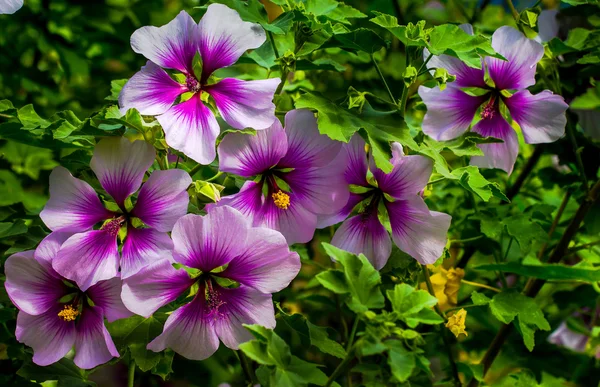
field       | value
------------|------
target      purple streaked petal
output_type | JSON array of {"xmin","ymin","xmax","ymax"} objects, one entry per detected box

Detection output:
[
  {"xmin": 87, "ymin": 277, "xmax": 132, "ymax": 323},
  {"xmin": 207, "ymin": 78, "xmax": 279, "ymax": 130},
  {"xmin": 470, "ymin": 113, "xmax": 519, "ymax": 174},
  {"xmin": 15, "ymin": 307, "xmax": 76, "ymax": 366},
  {"xmin": 131, "ymin": 169, "xmax": 192, "ymax": 232},
  {"xmin": 504, "ymin": 89, "xmax": 568, "ymax": 144},
  {"xmin": 317, "ymin": 193, "xmax": 366, "ymax": 229},
  {"xmin": 331, "ymin": 212, "xmax": 392, "ymax": 270},
  {"xmin": 425, "ymin": 24, "xmax": 486, "ymax": 88},
  {"xmin": 418, "ymin": 85, "xmax": 486, "ymax": 141},
  {"xmin": 221, "ymin": 227, "xmax": 300, "ymax": 293},
  {"xmin": 213, "ymin": 181, "xmax": 264, "ymax": 217},
  {"xmin": 34, "ymin": 232, "xmax": 72, "ymax": 271},
  {"xmin": 52, "ymin": 230, "xmax": 120, "ymax": 292},
  {"xmin": 171, "ymin": 207, "xmax": 249, "ymax": 271},
  {"xmin": 122, "ymin": 259, "xmax": 194, "ymax": 318},
  {"xmin": 147, "ymin": 294, "xmax": 219, "ymax": 360},
  {"xmin": 372, "ymin": 145, "xmax": 433, "ymax": 200},
  {"xmin": 158, "ymin": 94, "xmax": 220, "ymax": 165},
  {"xmin": 74, "ymin": 306, "xmax": 119, "ymax": 369},
  {"xmin": 279, "ymin": 109, "xmax": 344, "ymax": 168},
  {"xmin": 118, "ymin": 61, "xmax": 186, "ymax": 116},
  {"xmin": 344, "ymin": 135, "xmax": 369, "ymax": 186},
  {"xmin": 0, "ymin": 0, "xmax": 23, "ymax": 14},
  {"xmin": 40, "ymin": 166, "xmax": 112, "ymax": 232},
  {"xmin": 130, "ymin": 10, "xmax": 198, "ymax": 73},
  {"xmin": 260, "ymin": 198, "xmax": 318, "ymax": 245},
  {"xmin": 486, "ymin": 26, "xmax": 544, "ymax": 91},
  {"xmin": 198, "ymin": 4, "xmax": 266, "ymax": 81},
  {"xmin": 387, "ymin": 196, "xmax": 451, "ymax": 265},
  {"xmin": 548, "ymin": 321, "xmax": 588, "ymax": 353},
  {"xmin": 90, "ymin": 137, "xmax": 155, "ymax": 206},
  {"xmin": 537, "ymin": 10, "xmax": 559, "ymax": 43},
  {"xmin": 214, "ymin": 286, "xmax": 275, "ymax": 350},
  {"xmin": 121, "ymin": 227, "xmax": 174, "ymax": 279},
  {"xmin": 217, "ymin": 119, "xmax": 287, "ymax": 177},
  {"xmin": 5, "ymin": 251, "xmax": 66, "ymax": 316},
  {"xmin": 285, "ymin": 164, "xmax": 349, "ymax": 215}
]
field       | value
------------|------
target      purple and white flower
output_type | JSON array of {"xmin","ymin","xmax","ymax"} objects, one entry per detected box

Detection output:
[
  {"xmin": 121, "ymin": 206, "xmax": 300, "ymax": 360},
  {"xmin": 119, "ymin": 4, "xmax": 280, "ymax": 164},
  {"xmin": 40, "ymin": 137, "xmax": 191, "ymax": 290},
  {"xmin": 4, "ymin": 234, "xmax": 132, "ymax": 368},
  {"xmin": 0, "ymin": 0, "xmax": 23, "ymax": 14},
  {"xmin": 319, "ymin": 136, "xmax": 451, "ymax": 270},
  {"xmin": 418, "ymin": 25, "xmax": 568, "ymax": 174},
  {"xmin": 212, "ymin": 109, "xmax": 349, "ymax": 244}
]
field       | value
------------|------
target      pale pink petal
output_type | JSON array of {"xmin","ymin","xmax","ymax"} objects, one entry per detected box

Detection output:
[
  {"xmin": 121, "ymin": 227, "xmax": 174, "ymax": 279},
  {"xmin": 40, "ymin": 167, "xmax": 112, "ymax": 232},
  {"xmin": 470, "ymin": 112, "xmax": 519, "ymax": 174},
  {"xmin": 372, "ymin": 146, "xmax": 433, "ymax": 200},
  {"xmin": 74, "ymin": 306, "xmax": 119, "ymax": 369},
  {"xmin": 87, "ymin": 277, "xmax": 133, "ymax": 323},
  {"xmin": 90, "ymin": 137, "xmax": 155, "ymax": 206}
]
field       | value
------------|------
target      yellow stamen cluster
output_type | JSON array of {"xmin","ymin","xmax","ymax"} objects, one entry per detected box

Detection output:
[
  {"xmin": 58, "ymin": 305, "xmax": 79, "ymax": 322},
  {"xmin": 272, "ymin": 190, "xmax": 290, "ymax": 210},
  {"xmin": 446, "ymin": 309, "xmax": 468, "ymax": 338}
]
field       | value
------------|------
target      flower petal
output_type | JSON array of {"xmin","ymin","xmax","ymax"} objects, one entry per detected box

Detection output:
[
  {"xmin": 0, "ymin": 0, "xmax": 23, "ymax": 14},
  {"xmin": 344, "ymin": 135, "xmax": 369, "ymax": 186},
  {"xmin": 119, "ymin": 61, "xmax": 186, "ymax": 116},
  {"xmin": 122, "ymin": 259, "xmax": 194, "ymax": 318},
  {"xmin": 121, "ymin": 227, "xmax": 174, "ymax": 279},
  {"xmin": 74, "ymin": 306, "xmax": 119, "ymax": 369},
  {"xmin": 171, "ymin": 207, "xmax": 249, "ymax": 271},
  {"xmin": 213, "ymin": 181, "xmax": 265, "ymax": 218},
  {"xmin": 198, "ymin": 4, "xmax": 266, "ymax": 80},
  {"xmin": 372, "ymin": 147, "xmax": 433, "ymax": 200},
  {"xmin": 418, "ymin": 85, "xmax": 485, "ymax": 141},
  {"xmin": 87, "ymin": 277, "xmax": 133, "ymax": 323},
  {"xmin": 214, "ymin": 286, "xmax": 275, "ymax": 350},
  {"xmin": 40, "ymin": 167, "xmax": 112, "ymax": 232},
  {"xmin": 486, "ymin": 26, "xmax": 544, "ymax": 90},
  {"xmin": 317, "ymin": 193, "xmax": 365, "ymax": 229},
  {"xmin": 221, "ymin": 227, "xmax": 300, "ymax": 293},
  {"xmin": 504, "ymin": 89, "xmax": 568, "ymax": 144},
  {"xmin": 548, "ymin": 322, "xmax": 588, "ymax": 353},
  {"xmin": 387, "ymin": 196, "xmax": 451, "ymax": 265},
  {"xmin": 217, "ymin": 119, "xmax": 287, "ymax": 177},
  {"xmin": 90, "ymin": 137, "xmax": 155, "ymax": 207},
  {"xmin": 537, "ymin": 10, "xmax": 559, "ymax": 43},
  {"xmin": 260, "ymin": 198, "xmax": 318, "ymax": 245},
  {"xmin": 147, "ymin": 295, "xmax": 219, "ymax": 360},
  {"xmin": 157, "ymin": 94, "xmax": 220, "ymax": 165},
  {"xmin": 285, "ymin": 164, "xmax": 349, "ymax": 215},
  {"xmin": 131, "ymin": 169, "xmax": 192, "ymax": 232},
  {"xmin": 52, "ymin": 230, "xmax": 120, "ymax": 291},
  {"xmin": 279, "ymin": 109, "xmax": 344, "ymax": 168},
  {"xmin": 331, "ymin": 212, "xmax": 392, "ymax": 270},
  {"xmin": 5, "ymin": 251, "xmax": 66, "ymax": 316},
  {"xmin": 207, "ymin": 78, "xmax": 279, "ymax": 130},
  {"xmin": 130, "ymin": 10, "xmax": 198, "ymax": 73},
  {"xmin": 470, "ymin": 113, "xmax": 519, "ymax": 174},
  {"xmin": 15, "ymin": 307, "xmax": 76, "ymax": 366}
]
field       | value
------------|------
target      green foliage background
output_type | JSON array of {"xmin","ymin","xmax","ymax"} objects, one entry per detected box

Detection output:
[{"xmin": 1, "ymin": 0, "xmax": 600, "ymax": 386}]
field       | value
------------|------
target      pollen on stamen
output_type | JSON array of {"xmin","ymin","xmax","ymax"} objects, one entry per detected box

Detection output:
[
  {"xmin": 102, "ymin": 216, "xmax": 124, "ymax": 236},
  {"xmin": 58, "ymin": 305, "xmax": 79, "ymax": 322},
  {"xmin": 272, "ymin": 190, "xmax": 290, "ymax": 210},
  {"xmin": 186, "ymin": 75, "xmax": 201, "ymax": 93},
  {"xmin": 205, "ymin": 283, "xmax": 226, "ymax": 319},
  {"xmin": 480, "ymin": 104, "xmax": 495, "ymax": 120}
]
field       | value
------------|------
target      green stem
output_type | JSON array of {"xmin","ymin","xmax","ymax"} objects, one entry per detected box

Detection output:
[
  {"xmin": 417, "ymin": 53, "xmax": 433, "ymax": 76},
  {"xmin": 188, "ymin": 163, "xmax": 203, "ymax": 178},
  {"xmin": 275, "ymin": 69, "xmax": 289, "ymax": 95},
  {"xmin": 205, "ymin": 171, "xmax": 223, "ymax": 182},
  {"xmin": 566, "ymin": 239, "xmax": 600, "ymax": 255},
  {"xmin": 237, "ymin": 350, "xmax": 257, "ymax": 385},
  {"xmin": 371, "ymin": 54, "xmax": 395, "ymax": 105},
  {"xmin": 505, "ymin": 0, "xmax": 519, "ymax": 22},
  {"xmin": 538, "ymin": 192, "xmax": 571, "ymax": 260},
  {"xmin": 268, "ymin": 31, "xmax": 280, "ymax": 59},
  {"xmin": 461, "ymin": 279, "xmax": 501, "ymax": 293},
  {"xmin": 163, "ymin": 153, "xmax": 169, "ymax": 170},
  {"xmin": 128, "ymin": 359, "xmax": 135, "ymax": 387},
  {"xmin": 325, "ymin": 344, "xmax": 357, "ymax": 387},
  {"xmin": 346, "ymin": 318, "xmax": 359, "ymax": 352},
  {"xmin": 567, "ymin": 121, "xmax": 590, "ymax": 192},
  {"xmin": 450, "ymin": 235, "xmax": 484, "ymax": 245},
  {"xmin": 422, "ymin": 266, "xmax": 461, "ymax": 386},
  {"xmin": 503, "ymin": 237, "xmax": 514, "ymax": 261},
  {"xmin": 428, "ymin": 177, "xmax": 446, "ymax": 185}
]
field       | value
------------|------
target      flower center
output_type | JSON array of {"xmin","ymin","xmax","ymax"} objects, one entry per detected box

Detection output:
[
  {"xmin": 58, "ymin": 305, "xmax": 79, "ymax": 322},
  {"xmin": 102, "ymin": 216, "xmax": 125, "ymax": 236},
  {"xmin": 205, "ymin": 280, "xmax": 225, "ymax": 317},
  {"xmin": 186, "ymin": 74, "xmax": 201, "ymax": 93},
  {"xmin": 480, "ymin": 95, "xmax": 497, "ymax": 120},
  {"xmin": 272, "ymin": 190, "xmax": 290, "ymax": 210}
]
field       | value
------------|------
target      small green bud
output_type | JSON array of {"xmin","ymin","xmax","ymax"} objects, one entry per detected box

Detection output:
[
  {"xmin": 403, "ymin": 65, "xmax": 418, "ymax": 87},
  {"xmin": 434, "ymin": 68, "xmax": 456, "ymax": 91},
  {"xmin": 347, "ymin": 86, "xmax": 368, "ymax": 112}
]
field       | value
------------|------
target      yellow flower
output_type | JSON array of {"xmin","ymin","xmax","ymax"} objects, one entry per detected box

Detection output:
[
  {"xmin": 421, "ymin": 266, "xmax": 465, "ymax": 310},
  {"xmin": 446, "ymin": 309, "xmax": 468, "ymax": 338}
]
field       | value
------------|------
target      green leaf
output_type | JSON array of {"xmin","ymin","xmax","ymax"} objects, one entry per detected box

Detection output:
[
  {"xmin": 317, "ymin": 243, "xmax": 385, "ymax": 313},
  {"xmin": 385, "ymin": 340, "xmax": 416, "ymax": 382},
  {"xmin": 0, "ymin": 219, "xmax": 28, "ymax": 239},
  {"xmin": 279, "ymin": 311, "xmax": 346, "ymax": 359},
  {"xmin": 106, "ymin": 79, "xmax": 127, "ymax": 101},
  {"xmin": 452, "ymin": 166, "xmax": 509, "ymax": 202},
  {"xmin": 17, "ymin": 358, "xmax": 95, "ymax": 387},
  {"xmin": 321, "ymin": 28, "xmax": 387, "ymax": 54},
  {"xmin": 457, "ymin": 362, "xmax": 484, "ymax": 382},
  {"xmin": 471, "ymin": 291, "xmax": 492, "ymax": 306},
  {"xmin": 474, "ymin": 262, "xmax": 600, "ymax": 282},
  {"xmin": 570, "ymin": 85, "xmax": 600, "ymax": 110},
  {"xmin": 503, "ymin": 214, "xmax": 548, "ymax": 254},
  {"xmin": 295, "ymin": 91, "xmax": 415, "ymax": 172},
  {"xmin": 476, "ymin": 291, "xmax": 550, "ymax": 351},
  {"xmin": 387, "ymin": 284, "xmax": 443, "ymax": 327},
  {"xmin": 209, "ymin": 0, "xmax": 291, "ymax": 35},
  {"xmin": 370, "ymin": 13, "xmax": 428, "ymax": 47}
]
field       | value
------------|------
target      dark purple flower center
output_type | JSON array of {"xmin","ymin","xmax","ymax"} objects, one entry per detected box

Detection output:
[
  {"xmin": 205, "ymin": 279, "xmax": 225, "ymax": 317},
  {"xmin": 480, "ymin": 95, "xmax": 498, "ymax": 120},
  {"xmin": 102, "ymin": 215, "xmax": 125, "ymax": 236},
  {"xmin": 262, "ymin": 172, "xmax": 292, "ymax": 210},
  {"xmin": 186, "ymin": 74, "xmax": 201, "ymax": 93}
]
